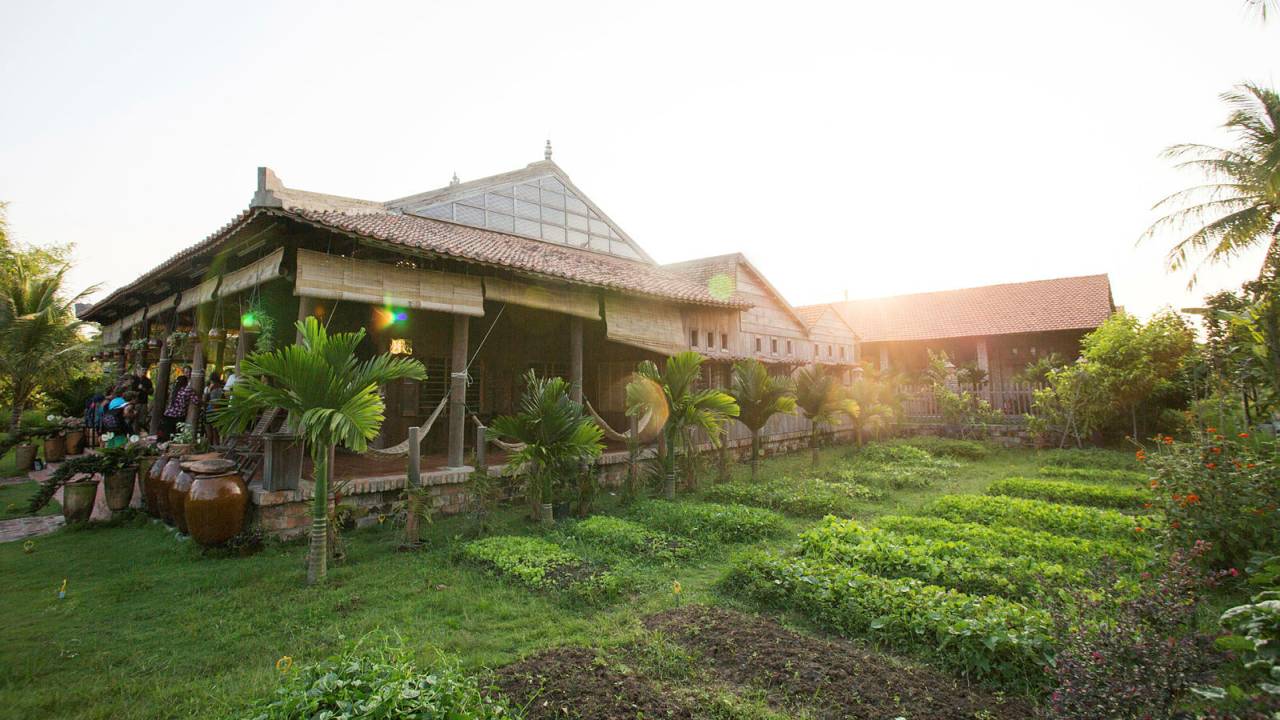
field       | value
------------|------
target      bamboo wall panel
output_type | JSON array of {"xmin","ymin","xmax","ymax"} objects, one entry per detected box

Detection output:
[
  {"xmin": 178, "ymin": 276, "xmax": 221, "ymax": 312},
  {"xmin": 603, "ymin": 295, "xmax": 685, "ymax": 357},
  {"xmin": 483, "ymin": 276, "xmax": 600, "ymax": 320},
  {"xmin": 219, "ymin": 247, "xmax": 286, "ymax": 298},
  {"xmin": 294, "ymin": 249, "xmax": 484, "ymax": 317}
]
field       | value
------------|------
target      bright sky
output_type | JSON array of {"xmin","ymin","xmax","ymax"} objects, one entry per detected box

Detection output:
[{"xmin": 2, "ymin": 1, "xmax": 1278, "ymax": 320}]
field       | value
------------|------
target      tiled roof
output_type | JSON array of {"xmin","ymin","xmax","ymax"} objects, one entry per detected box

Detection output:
[
  {"xmin": 794, "ymin": 305, "xmax": 827, "ymax": 327},
  {"xmin": 281, "ymin": 208, "xmax": 750, "ymax": 308},
  {"xmin": 663, "ymin": 253, "xmax": 808, "ymax": 328},
  {"xmin": 826, "ymin": 275, "xmax": 1114, "ymax": 343}
]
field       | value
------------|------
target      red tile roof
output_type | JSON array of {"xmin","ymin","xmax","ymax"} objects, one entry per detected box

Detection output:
[
  {"xmin": 284, "ymin": 209, "xmax": 749, "ymax": 309},
  {"xmin": 663, "ymin": 253, "xmax": 808, "ymax": 329},
  {"xmin": 822, "ymin": 275, "xmax": 1114, "ymax": 343},
  {"xmin": 794, "ymin": 305, "xmax": 827, "ymax": 327}
]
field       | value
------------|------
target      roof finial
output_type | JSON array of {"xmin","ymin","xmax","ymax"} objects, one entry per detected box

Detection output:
[
  {"xmin": 544, "ymin": 139, "xmax": 553, "ymax": 161},
  {"xmin": 449, "ymin": 171, "xmax": 460, "ymax": 187}
]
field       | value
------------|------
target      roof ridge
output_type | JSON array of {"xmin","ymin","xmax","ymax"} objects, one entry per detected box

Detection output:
[{"xmin": 839, "ymin": 273, "xmax": 1110, "ymax": 305}]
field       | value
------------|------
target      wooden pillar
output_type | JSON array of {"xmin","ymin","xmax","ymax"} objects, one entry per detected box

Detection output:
[
  {"xmin": 975, "ymin": 338, "xmax": 991, "ymax": 403},
  {"xmin": 186, "ymin": 339, "xmax": 206, "ymax": 431},
  {"xmin": 295, "ymin": 296, "xmax": 312, "ymax": 344},
  {"xmin": 234, "ymin": 325, "xmax": 248, "ymax": 374},
  {"xmin": 150, "ymin": 308, "xmax": 180, "ymax": 434},
  {"xmin": 878, "ymin": 345, "xmax": 890, "ymax": 371},
  {"xmin": 447, "ymin": 315, "xmax": 469, "ymax": 468},
  {"xmin": 569, "ymin": 316, "xmax": 583, "ymax": 404},
  {"xmin": 474, "ymin": 421, "xmax": 487, "ymax": 469}
]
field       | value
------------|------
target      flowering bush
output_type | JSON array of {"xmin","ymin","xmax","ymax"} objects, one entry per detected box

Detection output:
[
  {"xmin": 1142, "ymin": 429, "xmax": 1280, "ymax": 569},
  {"xmin": 1044, "ymin": 541, "xmax": 1223, "ymax": 720}
]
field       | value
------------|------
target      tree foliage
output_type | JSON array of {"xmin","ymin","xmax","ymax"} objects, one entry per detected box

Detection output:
[{"xmin": 729, "ymin": 359, "xmax": 796, "ymax": 479}]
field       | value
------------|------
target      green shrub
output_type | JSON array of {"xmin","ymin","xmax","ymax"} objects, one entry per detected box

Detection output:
[
  {"xmin": 245, "ymin": 645, "xmax": 513, "ymax": 719},
  {"xmin": 874, "ymin": 514, "xmax": 1155, "ymax": 569},
  {"xmin": 1038, "ymin": 448, "xmax": 1137, "ymax": 471},
  {"xmin": 798, "ymin": 517, "xmax": 1080, "ymax": 599},
  {"xmin": 987, "ymin": 477, "xmax": 1151, "ymax": 511},
  {"xmin": 892, "ymin": 435, "xmax": 991, "ymax": 460},
  {"xmin": 460, "ymin": 535, "xmax": 629, "ymax": 603},
  {"xmin": 853, "ymin": 443, "xmax": 944, "ymax": 466},
  {"xmin": 558, "ymin": 515, "xmax": 694, "ymax": 562},
  {"xmin": 1037, "ymin": 466, "xmax": 1148, "ymax": 484},
  {"xmin": 723, "ymin": 549, "xmax": 1054, "ymax": 689},
  {"xmin": 826, "ymin": 465, "xmax": 938, "ymax": 490},
  {"xmin": 921, "ymin": 494, "xmax": 1156, "ymax": 541},
  {"xmin": 704, "ymin": 477, "xmax": 881, "ymax": 518},
  {"xmin": 626, "ymin": 500, "xmax": 785, "ymax": 543}
]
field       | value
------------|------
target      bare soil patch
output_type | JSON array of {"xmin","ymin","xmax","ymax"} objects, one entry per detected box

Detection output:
[
  {"xmin": 493, "ymin": 646, "xmax": 696, "ymax": 720},
  {"xmin": 645, "ymin": 605, "xmax": 1034, "ymax": 720}
]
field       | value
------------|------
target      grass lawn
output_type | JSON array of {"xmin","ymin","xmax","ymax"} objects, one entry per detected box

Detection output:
[
  {"xmin": 0, "ymin": 441, "xmax": 1128, "ymax": 719},
  {"xmin": 0, "ymin": 480, "xmax": 59, "ymax": 521}
]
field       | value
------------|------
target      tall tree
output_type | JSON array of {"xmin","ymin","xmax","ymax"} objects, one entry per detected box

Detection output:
[
  {"xmin": 792, "ymin": 364, "xmax": 842, "ymax": 467},
  {"xmin": 488, "ymin": 370, "xmax": 604, "ymax": 524},
  {"xmin": 729, "ymin": 359, "xmax": 796, "ymax": 481},
  {"xmin": 626, "ymin": 352, "xmax": 738, "ymax": 499},
  {"xmin": 214, "ymin": 317, "xmax": 426, "ymax": 585},
  {"xmin": 0, "ymin": 258, "xmax": 93, "ymax": 429},
  {"xmin": 1142, "ymin": 83, "xmax": 1280, "ymax": 286}
]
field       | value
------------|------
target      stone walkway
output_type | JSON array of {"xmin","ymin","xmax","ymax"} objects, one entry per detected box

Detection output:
[{"xmin": 0, "ymin": 514, "xmax": 64, "ymax": 543}]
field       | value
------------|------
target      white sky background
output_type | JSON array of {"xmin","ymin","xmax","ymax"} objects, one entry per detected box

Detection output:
[{"xmin": 1, "ymin": 1, "xmax": 1278, "ymax": 320}]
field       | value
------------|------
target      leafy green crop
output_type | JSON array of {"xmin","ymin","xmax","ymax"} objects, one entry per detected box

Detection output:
[
  {"xmin": 246, "ymin": 645, "xmax": 514, "ymax": 720},
  {"xmin": 890, "ymin": 435, "xmax": 991, "ymax": 460},
  {"xmin": 1037, "ymin": 466, "xmax": 1149, "ymax": 484},
  {"xmin": 558, "ymin": 515, "xmax": 694, "ymax": 562},
  {"xmin": 874, "ymin": 514, "xmax": 1155, "ymax": 570},
  {"xmin": 798, "ymin": 517, "xmax": 1080, "ymax": 599},
  {"xmin": 704, "ymin": 476, "xmax": 881, "ymax": 518},
  {"xmin": 723, "ymin": 549, "xmax": 1054, "ymax": 689},
  {"xmin": 987, "ymin": 477, "xmax": 1151, "ymax": 511},
  {"xmin": 1038, "ymin": 448, "xmax": 1138, "ymax": 471},
  {"xmin": 626, "ymin": 500, "xmax": 785, "ymax": 543},
  {"xmin": 921, "ymin": 494, "xmax": 1157, "ymax": 541},
  {"xmin": 460, "ymin": 535, "xmax": 629, "ymax": 603}
]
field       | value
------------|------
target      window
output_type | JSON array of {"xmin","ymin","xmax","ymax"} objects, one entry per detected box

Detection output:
[
  {"xmin": 755, "ymin": 337, "xmax": 762, "ymax": 352},
  {"xmin": 721, "ymin": 333, "xmax": 729, "ymax": 350},
  {"xmin": 814, "ymin": 343, "xmax": 819, "ymax": 357},
  {"xmin": 770, "ymin": 338, "xmax": 778, "ymax": 354},
  {"xmin": 707, "ymin": 331, "xmax": 714, "ymax": 348},
  {"xmin": 827, "ymin": 344, "xmax": 833, "ymax": 358},
  {"xmin": 690, "ymin": 329, "xmax": 699, "ymax": 347},
  {"xmin": 786, "ymin": 340, "xmax": 792, "ymax": 355},
  {"xmin": 839, "ymin": 346, "xmax": 846, "ymax": 360}
]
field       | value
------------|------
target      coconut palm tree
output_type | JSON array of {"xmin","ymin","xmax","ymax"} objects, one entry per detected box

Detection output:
[
  {"xmin": 729, "ymin": 359, "xmax": 796, "ymax": 482},
  {"xmin": 626, "ymin": 352, "xmax": 738, "ymax": 499},
  {"xmin": 793, "ymin": 364, "xmax": 843, "ymax": 468},
  {"xmin": 488, "ymin": 370, "xmax": 604, "ymax": 524},
  {"xmin": 0, "ymin": 258, "xmax": 93, "ymax": 430},
  {"xmin": 844, "ymin": 373, "xmax": 898, "ymax": 447},
  {"xmin": 214, "ymin": 317, "xmax": 426, "ymax": 585},
  {"xmin": 1142, "ymin": 83, "xmax": 1280, "ymax": 286}
]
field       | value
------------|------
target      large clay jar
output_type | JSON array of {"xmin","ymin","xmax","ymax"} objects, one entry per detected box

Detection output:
[
  {"xmin": 169, "ymin": 464, "xmax": 197, "ymax": 534},
  {"xmin": 185, "ymin": 458, "xmax": 248, "ymax": 547},
  {"xmin": 43, "ymin": 436, "xmax": 66, "ymax": 463},
  {"xmin": 103, "ymin": 467, "xmax": 136, "ymax": 513},
  {"xmin": 62, "ymin": 479, "xmax": 98, "ymax": 523},
  {"xmin": 158, "ymin": 451, "xmax": 219, "ymax": 526},
  {"xmin": 144, "ymin": 455, "xmax": 169, "ymax": 517},
  {"xmin": 64, "ymin": 429, "xmax": 85, "ymax": 456}
]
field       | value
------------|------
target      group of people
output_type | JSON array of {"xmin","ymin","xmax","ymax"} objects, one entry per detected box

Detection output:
[{"xmin": 84, "ymin": 366, "xmax": 235, "ymax": 446}]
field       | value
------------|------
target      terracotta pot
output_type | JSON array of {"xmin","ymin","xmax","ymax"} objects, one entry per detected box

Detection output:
[
  {"xmin": 157, "ymin": 457, "xmax": 183, "ymax": 523},
  {"xmin": 103, "ymin": 467, "xmax": 137, "ymax": 513},
  {"xmin": 15, "ymin": 443, "xmax": 36, "ymax": 471},
  {"xmin": 185, "ymin": 458, "xmax": 248, "ymax": 547},
  {"xmin": 161, "ymin": 452, "xmax": 221, "ymax": 528},
  {"xmin": 144, "ymin": 455, "xmax": 168, "ymax": 517},
  {"xmin": 62, "ymin": 479, "xmax": 98, "ymax": 523},
  {"xmin": 64, "ymin": 429, "xmax": 85, "ymax": 456},
  {"xmin": 43, "ymin": 436, "xmax": 66, "ymax": 463},
  {"xmin": 169, "ymin": 465, "xmax": 197, "ymax": 534}
]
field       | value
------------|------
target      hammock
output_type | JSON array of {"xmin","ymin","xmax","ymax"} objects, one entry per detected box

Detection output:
[
  {"xmin": 366, "ymin": 393, "xmax": 450, "ymax": 457},
  {"xmin": 478, "ymin": 397, "xmax": 650, "ymax": 456}
]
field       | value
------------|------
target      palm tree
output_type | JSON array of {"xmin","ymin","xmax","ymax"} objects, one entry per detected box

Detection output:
[
  {"xmin": 1142, "ymin": 83, "xmax": 1280, "ymax": 286},
  {"xmin": 488, "ymin": 370, "xmax": 604, "ymax": 524},
  {"xmin": 729, "ymin": 359, "xmax": 796, "ymax": 482},
  {"xmin": 214, "ymin": 317, "xmax": 426, "ymax": 585},
  {"xmin": 793, "ymin": 364, "xmax": 843, "ymax": 468},
  {"xmin": 844, "ymin": 373, "xmax": 897, "ymax": 447},
  {"xmin": 0, "ymin": 258, "xmax": 93, "ymax": 430},
  {"xmin": 626, "ymin": 352, "xmax": 738, "ymax": 500}
]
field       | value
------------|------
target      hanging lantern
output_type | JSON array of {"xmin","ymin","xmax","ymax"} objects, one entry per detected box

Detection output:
[
  {"xmin": 208, "ymin": 327, "xmax": 227, "ymax": 343},
  {"xmin": 148, "ymin": 337, "xmax": 162, "ymax": 349}
]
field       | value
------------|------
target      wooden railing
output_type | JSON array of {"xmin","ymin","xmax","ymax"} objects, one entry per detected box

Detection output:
[{"xmin": 897, "ymin": 382, "xmax": 1038, "ymax": 420}]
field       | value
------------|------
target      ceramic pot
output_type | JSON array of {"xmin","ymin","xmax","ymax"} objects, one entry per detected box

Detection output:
[
  {"xmin": 15, "ymin": 443, "xmax": 36, "ymax": 471},
  {"xmin": 157, "ymin": 451, "xmax": 219, "ymax": 525},
  {"xmin": 62, "ymin": 479, "xmax": 98, "ymax": 523},
  {"xmin": 185, "ymin": 458, "xmax": 248, "ymax": 547},
  {"xmin": 144, "ymin": 455, "xmax": 168, "ymax": 516},
  {"xmin": 103, "ymin": 466, "xmax": 136, "ymax": 513},
  {"xmin": 169, "ymin": 465, "xmax": 197, "ymax": 534},
  {"xmin": 43, "ymin": 436, "xmax": 66, "ymax": 463},
  {"xmin": 64, "ymin": 429, "xmax": 85, "ymax": 456}
]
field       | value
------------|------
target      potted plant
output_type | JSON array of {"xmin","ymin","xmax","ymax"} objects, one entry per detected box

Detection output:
[
  {"xmin": 38, "ymin": 414, "xmax": 67, "ymax": 463},
  {"xmin": 14, "ymin": 439, "xmax": 36, "ymax": 471},
  {"xmin": 63, "ymin": 417, "xmax": 86, "ymax": 455},
  {"xmin": 27, "ymin": 455, "xmax": 104, "ymax": 523},
  {"xmin": 99, "ymin": 437, "xmax": 147, "ymax": 512}
]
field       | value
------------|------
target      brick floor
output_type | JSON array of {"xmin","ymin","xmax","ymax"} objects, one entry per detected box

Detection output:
[{"xmin": 0, "ymin": 515, "xmax": 64, "ymax": 543}]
